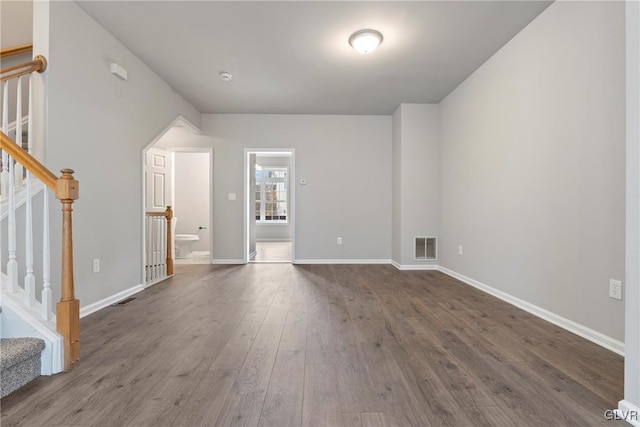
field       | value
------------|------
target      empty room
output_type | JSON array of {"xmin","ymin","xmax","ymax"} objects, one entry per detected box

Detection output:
[{"xmin": 1, "ymin": 0, "xmax": 639, "ymax": 426}]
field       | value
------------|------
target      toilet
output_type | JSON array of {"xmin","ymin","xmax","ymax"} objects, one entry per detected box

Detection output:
[
  {"xmin": 175, "ymin": 234, "xmax": 200, "ymax": 258},
  {"xmin": 172, "ymin": 218, "xmax": 200, "ymax": 259}
]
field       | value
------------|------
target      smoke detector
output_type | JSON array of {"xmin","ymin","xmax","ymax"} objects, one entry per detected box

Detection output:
[{"xmin": 219, "ymin": 72, "xmax": 233, "ymax": 82}]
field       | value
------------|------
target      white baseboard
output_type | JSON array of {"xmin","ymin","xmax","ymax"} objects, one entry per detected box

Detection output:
[
  {"xmin": 256, "ymin": 238, "xmax": 291, "ymax": 242},
  {"xmin": 294, "ymin": 259, "xmax": 391, "ymax": 265},
  {"xmin": 79, "ymin": 284, "xmax": 145, "ymax": 318},
  {"xmin": 616, "ymin": 400, "xmax": 640, "ymax": 426},
  {"xmin": 210, "ymin": 259, "xmax": 246, "ymax": 264},
  {"xmin": 438, "ymin": 266, "xmax": 625, "ymax": 356},
  {"xmin": 390, "ymin": 260, "xmax": 439, "ymax": 270},
  {"xmin": 145, "ymin": 274, "xmax": 174, "ymax": 288},
  {"xmin": 191, "ymin": 251, "xmax": 210, "ymax": 256}
]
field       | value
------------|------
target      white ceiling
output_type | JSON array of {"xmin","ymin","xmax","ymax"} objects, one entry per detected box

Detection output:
[{"xmin": 77, "ymin": 1, "xmax": 553, "ymax": 115}]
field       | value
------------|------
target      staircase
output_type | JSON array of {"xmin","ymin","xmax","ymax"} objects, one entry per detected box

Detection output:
[
  {"xmin": 1, "ymin": 43, "xmax": 80, "ymax": 395},
  {"xmin": 0, "ymin": 337, "xmax": 44, "ymax": 397}
]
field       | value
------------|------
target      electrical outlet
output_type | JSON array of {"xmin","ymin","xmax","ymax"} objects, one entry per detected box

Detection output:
[
  {"xmin": 609, "ymin": 279, "xmax": 623, "ymax": 300},
  {"xmin": 458, "ymin": 245, "xmax": 463, "ymax": 256},
  {"xmin": 92, "ymin": 258, "xmax": 101, "ymax": 273},
  {"xmin": 337, "ymin": 237, "xmax": 342, "ymax": 245}
]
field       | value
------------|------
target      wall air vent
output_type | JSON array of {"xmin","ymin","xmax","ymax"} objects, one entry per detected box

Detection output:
[{"xmin": 415, "ymin": 237, "xmax": 437, "ymax": 260}]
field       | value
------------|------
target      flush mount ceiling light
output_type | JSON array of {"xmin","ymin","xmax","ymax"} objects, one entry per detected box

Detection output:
[
  {"xmin": 219, "ymin": 71, "xmax": 232, "ymax": 82},
  {"xmin": 349, "ymin": 29, "xmax": 383, "ymax": 54}
]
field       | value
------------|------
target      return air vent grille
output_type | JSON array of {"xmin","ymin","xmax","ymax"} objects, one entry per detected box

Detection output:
[{"xmin": 415, "ymin": 237, "xmax": 437, "ymax": 260}]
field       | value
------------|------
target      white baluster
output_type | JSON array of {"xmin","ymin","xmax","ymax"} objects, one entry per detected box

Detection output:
[
  {"xmin": 42, "ymin": 189, "xmax": 52, "ymax": 320},
  {"xmin": 161, "ymin": 216, "xmax": 166, "ymax": 277},
  {"xmin": 15, "ymin": 77, "xmax": 24, "ymax": 190},
  {"xmin": 144, "ymin": 216, "xmax": 147, "ymax": 283},
  {"xmin": 153, "ymin": 217, "xmax": 159, "ymax": 280},
  {"xmin": 7, "ymin": 152, "xmax": 18, "ymax": 293},
  {"xmin": 23, "ymin": 75, "xmax": 36, "ymax": 307},
  {"xmin": 28, "ymin": 75, "xmax": 33, "ymax": 156},
  {"xmin": 24, "ymin": 168, "xmax": 35, "ymax": 307},
  {"xmin": 157, "ymin": 217, "xmax": 162, "ymax": 278},
  {"xmin": 2, "ymin": 80, "xmax": 9, "ymax": 199}
]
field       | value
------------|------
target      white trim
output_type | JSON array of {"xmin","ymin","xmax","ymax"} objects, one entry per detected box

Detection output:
[
  {"xmin": 6, "ymin": 116, "xmax": 29, "ymax": 134},
  {"xmin": 391, "ymin": 260, "xmax": 439, "ymax": 270},
  {"xmin": 438, "ymin": 266, "xmax": 625, "ymax": 356},
  {"xmin": 256, "ymin": 238, "xmax": 292, "ymax": 242},
  {"xmin": 191, "ymin": 251, "xmax": 210, "ymax": 257},
  {"xmin": 294, "ymin": 259, "xmax": 392, "ymax": 265},
  {"xmin": 244, "ymin": 148, "xmax": 296, "ymax": 264},
  {"xmin": 145, "ymin": 274, "xmax": 174, "ymax": 288},
  {"xmin": 0, "ymin": 283, "xmax": 62, "ymax": 375},
  {"xmin": 616, "ymin": 400, "xmax": 640, "ymax": 426},
  {"xmin": 79, "ymin": 284, "xmax": 144, "ymax": 318},
  {"xmin": 210, "ymin": 259, "xmax": 246, "ymax": 264}
]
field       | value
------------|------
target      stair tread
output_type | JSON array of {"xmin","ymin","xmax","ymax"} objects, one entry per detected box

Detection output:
[{"xmin": 0, "ymin": 338, "xmax": 45, "ymax": 370}]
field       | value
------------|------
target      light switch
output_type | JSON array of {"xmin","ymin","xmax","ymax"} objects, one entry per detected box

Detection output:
[{"xmin": 228, "ymin": 193, "xmax": 237, "ymax": 201}]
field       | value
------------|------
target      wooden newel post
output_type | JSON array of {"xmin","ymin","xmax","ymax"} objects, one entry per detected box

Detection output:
[
  {"xmin": 55, "ymin": 168, "xmax": 80, "ymax": 370},
  {"xmin": 165, "ymin": 206, "xmax": 173, "ymax": 276}
]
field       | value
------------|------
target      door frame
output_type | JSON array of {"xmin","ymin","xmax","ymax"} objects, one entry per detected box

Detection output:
[
  {"xmin": 244, "ymin": 148, "xmax": 296, "ymax": 263},
  {"xmin": 140, "ymin": 116, "xmax": 202, "ymax": 286}
]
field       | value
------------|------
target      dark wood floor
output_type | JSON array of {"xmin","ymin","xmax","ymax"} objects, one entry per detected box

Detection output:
[{"xmin": 1, "ymin": 264, "xmax": 626, "ymax": 426}]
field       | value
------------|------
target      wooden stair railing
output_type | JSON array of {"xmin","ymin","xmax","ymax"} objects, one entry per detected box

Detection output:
[
  {"xmin": 1, "ymin": 55, "xmax": 47, "ymax": 83},
  {"xmin": 145, "ymin": 207, "xmax": 174, "ymax": 284},
  {"xmin": 1, "ymin": 132, "xmax": 80, "ymax": 370},
  {"xmin": 0, "ymin": 43, "xmax": 33, "ymax": 59}
]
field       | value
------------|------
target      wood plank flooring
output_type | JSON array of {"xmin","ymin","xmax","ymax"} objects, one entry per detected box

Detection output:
[
  {"xmin": 0, "ymin": 264, "xmax": 626, "ymax": 426},
  {"xmin": 251, "ymin": 241, "xmax": 292, "ymax": 263}
]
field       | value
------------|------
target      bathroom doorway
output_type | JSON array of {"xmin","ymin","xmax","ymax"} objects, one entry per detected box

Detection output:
[
  {"xmin": 172, "ymin": 149, "xmax": 212, "ymax": 264},
  {"xmin": 245, "ymin": 149, "xmax": 294, "ymax": 263},
  {"xmin": 142, "ymin": 118, "xmax": 213, "ymax": 286}
]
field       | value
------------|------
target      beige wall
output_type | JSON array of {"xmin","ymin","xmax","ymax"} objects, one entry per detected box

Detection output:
[
  {"xmin": 44, "ymin": 1, "xmax": 200, "ymax": 306},
  {"xmin": 439, "ymin": 1, "xmax": 625, "ymax": 341},
  {"xmin": 200, "ymin": 114, "xmax": 392, "ymax": 262}
]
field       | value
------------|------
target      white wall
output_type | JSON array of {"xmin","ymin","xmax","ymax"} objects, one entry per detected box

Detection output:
[
  {"xmin": 255, "ymin": 155, "xmax": 292, "ymax": 241},
  {"xmin": 42, "ymin": 1, "xmax": 201, "ymax": 307},
  {"xmin": 174, "ymin": 152, "xmax": 210, "ymax": 252},
  {"xmin": 624, "ymin": 0, "xmax": 640, "ymax": 414},
  {"xmin": 1, "ymin": 0, "xmax": 32, "ymax": 48},
  {"xmin": 392, "ymin": 104, "xmax": 439, "ymax": 267},
  {"xmin": 201, "ymin": 114, "xmax": 392, "ymax": 262},
  {"xmin": 439, "ymin": 1, "xmax": 625, "ymax": 341}
]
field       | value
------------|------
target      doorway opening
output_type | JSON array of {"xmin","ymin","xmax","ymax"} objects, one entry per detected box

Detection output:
[
  {"xmin": 142, "ymin": 117, "xmax": 213, "ymax": 286},
  {"xmin": 245, "ymin": 149, "xmax": 295, "ymax": 263}
]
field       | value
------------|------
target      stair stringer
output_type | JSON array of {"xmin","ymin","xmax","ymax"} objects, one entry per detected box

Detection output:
[{"xmin": 0, "ymin": 280, "xmax": 63, "ymax": 375}]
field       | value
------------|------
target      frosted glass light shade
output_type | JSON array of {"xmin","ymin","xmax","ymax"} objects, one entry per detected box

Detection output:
[{"xmin": 349, "ymin": 29, "xmax": 383, "ymax": 54}]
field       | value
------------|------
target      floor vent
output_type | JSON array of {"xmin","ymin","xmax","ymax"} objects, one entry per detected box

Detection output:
[
  {"xmin": 112, "ymin": 297, "xmax": 136, "ymax": 306},
  {"xmin": 415, "ymin": 237, "xmax": 437, "ymax": 260}
]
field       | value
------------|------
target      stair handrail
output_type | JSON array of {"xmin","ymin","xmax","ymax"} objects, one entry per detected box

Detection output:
[
  {"xmin": 1, "ymin": 55, "xmax": 47, "ymax": 83},
  {"xmin": 1, "ymin": 131, "xmax": 80, "ymax": 370},
  {"xmin": 0, "ymin": 43, "xmax": 33, "ymax": 59},
  {"xmin": 0, "ymin": 132, "xmax": 56, "ymax": 189}
]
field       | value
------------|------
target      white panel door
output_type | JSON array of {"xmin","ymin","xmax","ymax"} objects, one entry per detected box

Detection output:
[{"xmin": 145, "ymin": 148, "xmax": 173, "ymax": 211}]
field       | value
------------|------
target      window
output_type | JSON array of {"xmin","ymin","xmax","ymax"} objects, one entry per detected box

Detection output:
[{"xmin": 255, "ymin": 166, "xmax": 288, "ymax": 223}]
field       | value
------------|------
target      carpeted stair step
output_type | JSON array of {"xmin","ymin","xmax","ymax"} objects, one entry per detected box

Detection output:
[{"xmin": 0, "ymin": 338, "xmax": 45, "ymax": 398}]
